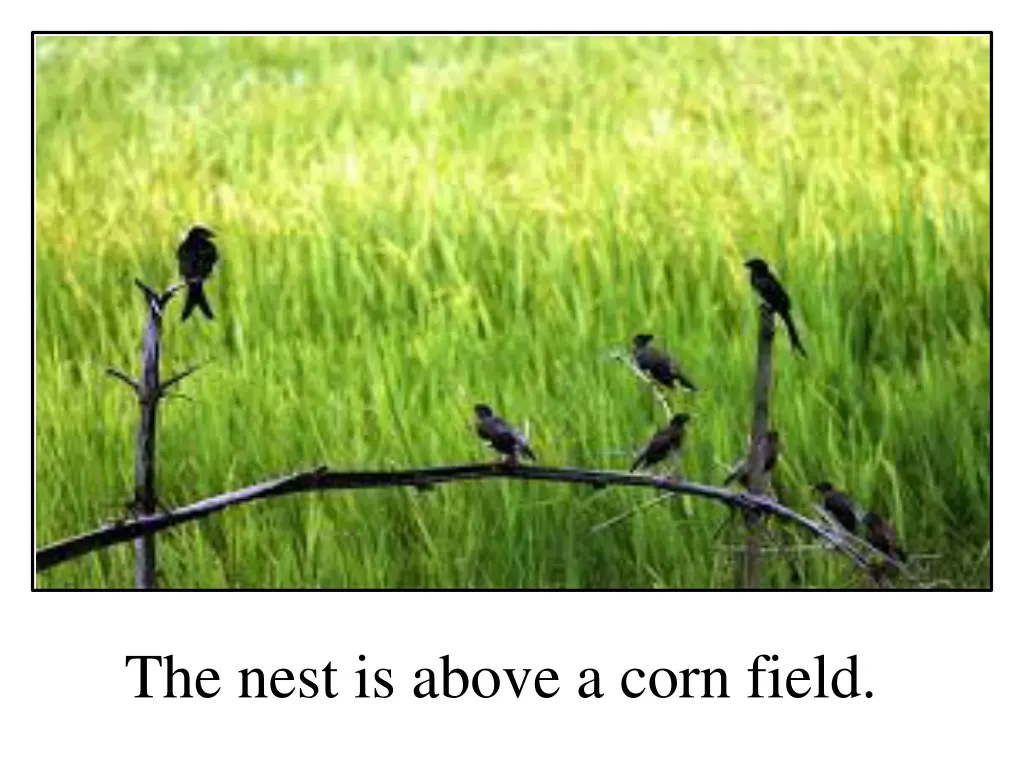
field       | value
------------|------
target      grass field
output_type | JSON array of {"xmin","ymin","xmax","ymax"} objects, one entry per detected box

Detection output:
[{"xmin": 34, "ymin": 36, "xmax": 991, "ymax": 588}]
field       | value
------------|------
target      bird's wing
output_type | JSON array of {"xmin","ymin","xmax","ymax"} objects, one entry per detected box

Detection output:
[
  {"xmin": 492, "ymin": 416, "xmax": 531, "ymax": 446},
  {"xmin": 510, "ymin": 425, "xmax": 532, "ymax": 449},
  {"xmin": 646, "ymin": 427, "xmax": 678, "ymax": 458},
  {"xmin": 767, "ymin": 274, "xmax": 791, "ymax": 312},
  {"xmin": 633, "ymin": 347, "xmax": 652, "ymax": 371},
  {"xmin": 202, "ymin": 242, "xmax": 219, "ymax": 270}
]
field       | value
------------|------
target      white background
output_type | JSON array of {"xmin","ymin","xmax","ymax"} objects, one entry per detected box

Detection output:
[{"xmin": 6, "ymin": 9, "xmax": 1015, "ymax": 767}]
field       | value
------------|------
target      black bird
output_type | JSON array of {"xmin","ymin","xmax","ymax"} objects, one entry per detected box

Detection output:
[
  {"xmin": 743, "ymin": 258, "xmax": 806, "ymax": 356},
  {"xmin": 474, "ymin": 404, "xmax": 536, "ymax": 463},
  {"xmin": 811, "ymin": 481, "xmax": 859, "ymax": 534},
  {"xmin": 723, "ymin": 430, "xmax": 780, "ymax": 487},
  {"xmin": 177, "ymin": 225, "xmax": 219, "ymax": 321},
  {"xmin": 863, "ymin": 512, "xmax": 906, "ymax": 563},
  {"xmin": 630, "ymin": 413, "xmax": 690, "ymax": 472},
  {"xmin": 632, "ymin": 334, "xmax": 698, "ymax": 391}
]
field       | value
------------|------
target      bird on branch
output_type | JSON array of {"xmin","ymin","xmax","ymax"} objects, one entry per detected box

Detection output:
[
  {"xmin": 474, "ymin": 404, "xmax": 537, "ymax": 464},
  {"xmin": 177, "ymin": 225, "xmax": 219, "ymax": 321},
  {"xmin": 630, "ymin": 413, "xmax": 690, "ymax": 473},
  {"xmin": 863, "ymin": 511, "xmax": 906, "ymax": 563},
  {"xmin": 631, "ymin": 334, "xmax": 698, "ymax": 391},
  {"xmin": 743, "ymin": 257, "xmax": 807, "ymax": 357},
  {"xmin": 811, "ymin": 481, "xmax": 860, "ymax": 534}
]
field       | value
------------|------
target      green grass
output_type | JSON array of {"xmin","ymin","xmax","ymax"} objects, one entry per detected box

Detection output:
[{"xmin": 35, "ymin": 36, "xmax": 991, "ymax": 588}]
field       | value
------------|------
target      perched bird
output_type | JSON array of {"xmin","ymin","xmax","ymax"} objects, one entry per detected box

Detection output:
[
  {"xmin": 177, "ymin": 225, "xmax": 219, "ymax": 321},
  {"xmin": 474, "ymin": 404, "xmax": 537, "ymax": 463},
  {"xmin": 631, "ymin": 334, "xmax": 698, "ymax": 391},
  {"xmin": 630, "ymin": 413, "xmax": 690, "ymax": 472},
  {"xmin": 863, "ymin": 512, "xmax": 906, "ymax": 563},
  {"xmin": 743, "ymin": 258, "xmax": 806, "ymax": 357},
  {"xmin": 811, "ymin": 481, "xmax": 859, "ymax": 534},
  {"xmin": 723, "ymin": 430, "xmax": 780, "ymax": 487}
]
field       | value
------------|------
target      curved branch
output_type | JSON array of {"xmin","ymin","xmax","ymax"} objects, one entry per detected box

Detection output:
[
  {"xmin": 35, "ymin": 462, "xmax": 884, "ymax": 576},
  {"xmin": 608, "ymin": 350, "xmax": 673, "ymax": 419}
]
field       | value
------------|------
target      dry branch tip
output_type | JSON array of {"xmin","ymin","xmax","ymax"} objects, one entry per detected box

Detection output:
[{"xmin": 105, "ymin": 367, "xmax": 140, "ymax": 393}]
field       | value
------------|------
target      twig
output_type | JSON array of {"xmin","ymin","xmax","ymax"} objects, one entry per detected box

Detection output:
[
  {"xmin": 134, "ymin": 280, "xmax": 185, "ymax": 314},
  {"xmin": 160, "ymin": 363, "xmax": 204, "ymax": 396},
  {"xmin": 587, "ymin": 490, "xmax": 675, "ymax": 535},
  {"xmin": 105, "ymin": 367, "xmax": 139, "ymax": 393},
  {"xmin": 608, "ymin": 349, "xmax": 673, "ymax": 420},
  {"xmin": 717, "ymin": 543, "xmax": 829, "ymax": 554}
]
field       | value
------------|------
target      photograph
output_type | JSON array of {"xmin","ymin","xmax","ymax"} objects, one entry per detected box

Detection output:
[{"xmin": 33, "ymin": 34, "xmax": 992, "ymax": 590}]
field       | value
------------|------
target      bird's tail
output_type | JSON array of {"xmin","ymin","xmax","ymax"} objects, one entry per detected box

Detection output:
[
  {"xmin": 781, "ymin": 311, "xmax": 806, "ymax": 357},
  {"xmin": 182, "ymin": 282, "xmax": 214, "ymax": 321},
  {"xmin": 629, "ymin": 454, "xmax": 645, "ymax": 472},
  {"xmin": 521, "ymin": 445, "xmax": 537, "ymax": 461}
]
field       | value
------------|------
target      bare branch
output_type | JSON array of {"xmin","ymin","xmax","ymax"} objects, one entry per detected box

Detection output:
[
  {"xmin": 36, "ymin": 466, "xmax": 329, "ymax": 572},
  {"xmin": 133, "ymin": 279, "xmax": 185, "ymax": 318},
  {"xmin": 160, "ymin": 281, "xmax": 187, "ymax": 303},
  {"xmin": 134, "ymin": 278, "xmax": 160, "ymax": 306},
  {"xmin": 35, "ymin": 462, "xmax": 898, "ymax": 579},
  {"xmin": 105, "ymin": 367, "xmax": 139, "ymax": 393},
  {"xmin": 160, "ymin": 363, "xmax": 203, "ymax": 395},
  {"xmin": 608, "ymin": 349, "xmax": 673, "ymax": 420},
  {"xmin": 587, "ymin": 490, "xmax": 675, "ymax": 535}
]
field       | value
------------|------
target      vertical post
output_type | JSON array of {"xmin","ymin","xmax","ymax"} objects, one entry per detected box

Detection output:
[
  {"xmin": 132, "ymin": 286, "xmax": 166, "ymax": 589},
  {"xmin": 736, "ymin": 304, "xmax": 775, "ymax": 588},
  {"xmin": 106, "ymin": 282, "xmax": 192, "ymax": 589}
]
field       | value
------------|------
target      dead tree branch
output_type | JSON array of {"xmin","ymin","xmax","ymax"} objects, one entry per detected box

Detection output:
[
  {"xmin": 35, "ymin": 462, "xmax": 886, "ymax": 577},
  {"xmin": 108, "ymin": 280, "xmax": 191, "ymax": 589},
  {"xmin": 608, "ymin": 349, "xmax": 673, "ymax": 419},
  {"xmin": 736, "ymin": 304, "xmax": 775, "ymax": 588}
]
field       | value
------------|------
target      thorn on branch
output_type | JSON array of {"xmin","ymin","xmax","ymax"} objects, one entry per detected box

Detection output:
[
  {"xmin": 105, "ymin": 367, "xmax": 140, "ymax": 394},
  {"xmin": 160, "ymin": 363, "xmax": 204, "ymax": 395}
]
